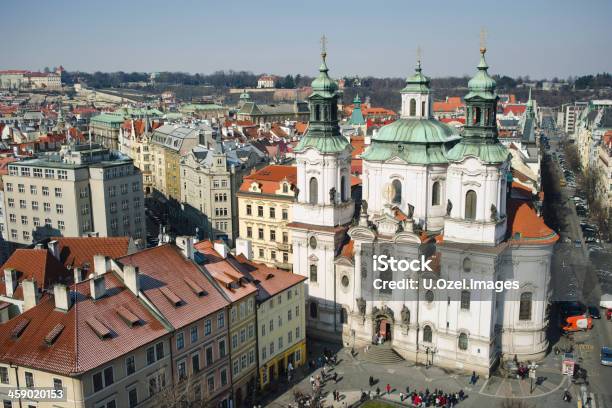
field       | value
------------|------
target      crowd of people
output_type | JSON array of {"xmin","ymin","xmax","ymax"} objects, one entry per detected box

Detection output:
[{"xmin": 360, "ymin": 384, "xmax": 468, "ymax": 407}]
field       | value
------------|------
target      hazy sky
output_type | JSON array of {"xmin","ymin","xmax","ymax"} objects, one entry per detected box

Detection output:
[{"xmin": 1, "ymin": 0, "xmax": 611, "ymax": 79}]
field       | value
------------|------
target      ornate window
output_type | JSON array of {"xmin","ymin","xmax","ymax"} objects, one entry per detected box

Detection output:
[
  {"xmin": 465, "ymin": 190, "xmax": 477, "ymax": 220},
  {"xmin": 309, "ymin": 177, "xmax": 318, "ymax": 205},
  {"xmin": 431, "ymin": 181, "xmax": 440, "ymax": 206},
  {"xmin": 421, "ymin": 100, "xmax": 426, "ymax": 116},
  {"xmin": 341, "ymin": 275, "xmax": 349, "ymax": 287},
  {"xmin": 315, "ymin": 105, "xmax": 321, "ymax": 121},
  {"xmin": 458, "ymin": 333, "xmax": 468, "ymax": 350},
  {"xmin": 309, "ymin": 264, "xmax": 318, "ymax": 282},
  {"xmin": 460, "ymin": 291, "xmax": 471, "ymax": 310},
  {"xmin": 423, "ymin": 325, "xmax": 432, "ymax": 343},
  {"xmin": 409, "ymin": 98, "xmax": 416, "ymax": 116},
  {"xmin": 391, "ymin": 179, "xmax": 402, "ymax": 204},
  {"xmin": 473, "ymin": 107, "xmax": 481, "ymax": 125},
  {"xmin": 309, "ymin": 236, "xmax": 317, "ymax": 249},
  {"xmin": 519, "ymin": 292, "xmax": 532, "ymax": 320}
]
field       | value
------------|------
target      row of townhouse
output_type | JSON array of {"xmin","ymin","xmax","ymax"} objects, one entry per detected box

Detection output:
[{"xmin": 0, "ymin": 235, "xmax": 306, "ymax": 408}]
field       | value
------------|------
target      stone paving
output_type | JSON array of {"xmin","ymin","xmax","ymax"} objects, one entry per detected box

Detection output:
[{"xmin": 261, "ymin": 339, "xmax": 575, "ymax": 408}]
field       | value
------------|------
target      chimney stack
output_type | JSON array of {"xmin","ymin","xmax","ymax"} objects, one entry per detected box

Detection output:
[
  {"xmin": 123, "ymin": 265, "xmax": 140, "ymax": 295},
  {"xmin": 93, "ymin": 255, "xmax": 109, "ymax": 275},
  {"xmin": 48, "ymin": 240, "xmax": 60, "ymax": 260},
  {"xmin": 213, "ymin": 241, "xmax": 229, "ymax": 259},
  {"xmin": 90, "ymin": 275, "xmax": 106, "ymax": 300},
  {"xmin": 73, "ymin": 267, "xmax": 83, "ymax": 284},
  {"xmin": 22, "ymin": 279, "xmax": 39, "ymax": 311},
  {"xmin": 177, "ymin": 236, "xmax": 195, "ymax": 260},
  {"xmin": 53, "ymin": 284, "xmax": 72, "ymax": 311},
  {"xmin": 235, "ymin": 238, "xmax": 253, "ymax": 260},
  {"xmin": 4, "ymin": 268, "xmax": 17, "ymax": 298}
]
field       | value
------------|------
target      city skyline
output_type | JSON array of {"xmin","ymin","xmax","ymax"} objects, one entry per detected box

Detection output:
[{"xmin": 1, "ymin": 0, "xmax": 611, "ymax": 79}]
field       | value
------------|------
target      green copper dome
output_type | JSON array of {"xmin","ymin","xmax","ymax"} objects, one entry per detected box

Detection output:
[
  {"xmin": 466, "ymin": 49, "xmax": 496, "ymax": 100},
  {"xmin": 310, "ymin": 52, "xmax": 338, "ymax": 98},
  {"xmin": 371, "ymin": 118, "xmax": 459, "ymax": 144},
  {"xmin": 401, "ymin": 61, "xmax": 431, "ymax": 94},
  {"xmin": 361, "ymin": 118, "xmax": 460, "ymax": 164}
]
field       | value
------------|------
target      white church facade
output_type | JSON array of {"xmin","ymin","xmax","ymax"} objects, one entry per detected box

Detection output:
[{"xmin": 289, "ymin": 46, "xmax": 557, "ymax": 376}]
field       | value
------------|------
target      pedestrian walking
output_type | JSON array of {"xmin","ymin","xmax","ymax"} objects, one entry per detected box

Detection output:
[
  {"xmin": 386, "ymin": 383, "xmax": 391, "ymax": 395},
  {"xmin": 333, "ymin": 372, "xmax": 338, "ymax": 383},
  {"xmin": 470, "ymin": 371, "xmax": 477, "ymax": 385},
  {"xmin": 376, "ymin": 387, "xmax": 380, "ymax": 396},
  {"xmin": 369, "ymin": 375, "xmax": 374, "ymax": 386}
]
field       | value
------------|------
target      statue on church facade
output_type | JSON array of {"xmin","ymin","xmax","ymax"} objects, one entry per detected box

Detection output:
[{"xmin": 446, "ymin": 199, "xmax": 453, "ymax": 216}]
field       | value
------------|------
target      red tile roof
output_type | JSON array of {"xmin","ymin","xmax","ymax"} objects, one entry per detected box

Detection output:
[
  {"xmin": 433, "ymin": 97, "xmax": 463, "ymax": 113},
  {"xmin": 295, "ymin": 122, "xmax": 308, "ymax": 135},
  {"xmin": 232, "ymin": 255, "xmax": 306, "ymax": 299},
  {"xmin": 507, "ymin": 199, "xmax": 558, "ymax": 245},
  {"xmin": 0, "ymin": 249, "xmax": 69, "ymax": 299},
  {"xmin": 338, "ymin": 240, "xmax": 355, "ymax": 259},
  {"xmin": 0, "ymin": 273, "xmax": 168, "ymax": 376},
  {"xmin": 239, "ymin": 165, "xmax": 297, "ymax": 194},
  {"xmin": 53, "ymin": 237, "xmax": 132, "ymax": 269},
  {"xmin": 118, "ymin": 244, "xmax": 229, "ymax": 329},
  {"xmin": 503, "ymin": 105, "xmax": 527, "ymax": 116}
]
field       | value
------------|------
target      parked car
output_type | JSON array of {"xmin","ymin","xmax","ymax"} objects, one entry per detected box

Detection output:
[{"xmin": 601, "ymin": 347, "xmax": 612, "ymax": 366}]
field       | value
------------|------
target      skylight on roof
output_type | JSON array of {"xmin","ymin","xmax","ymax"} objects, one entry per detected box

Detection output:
[
  {"xmin": 44, "ymin": 323, "xmax": 65, "ymax": 345},
  {"xmin": 160, "ymin": 286, "xmax": 182, "ymax": 306},
  {"xmin": 11, "ymin": 318, "xmax": 30, "ymax": 338},
  {"xmin": 116, "ymin": 306, "xmax": 140, "ymax": 326},
  {"xmin": 184, "ymin": 277, "xmax": 207, "ymax": 297},
  {"xmin": 87, "ymin": 317, "xmax": 111, "ymax": 339}
]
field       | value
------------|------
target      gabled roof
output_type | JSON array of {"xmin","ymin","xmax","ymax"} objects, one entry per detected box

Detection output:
[
  {"xmin": 0, "ymin": 249, "xmax": 69, "ymax": 299},
  {"xmin": 53, "ymin": 237, "xmax": 133, "ymax": 269},
  {"xmin": 0, "ymin": 273, "xmax": 168, "ymax": 376},
  {"xmin": 507, "ymin": 199, "xmax": 558, "ymax": 245},
  {"xmin": 118, "ymin": 245, "xmax": 229, "ymax": 329}
]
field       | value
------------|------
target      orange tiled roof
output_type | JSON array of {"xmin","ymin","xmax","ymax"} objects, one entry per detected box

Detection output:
[
  {"xmin": 295, "ymin": 122, "xmax": 308, "ymax": 135},
  {"xmin": 0, "ymin": 273, "xmax": 168, "ymax": 376},
  {"xmin": 53, "ymin": 237, "xmax": 132, "ymax": 269},
  {"xmin": 339, "ymin": 240, "xmax": 355, "ymax": 259},
  {"xmin": 118, "ymin": 244, "xmax": 230, "ymax": 329},
  {"xmin": 507, "ymin": 199, "xmax": 558, "ymax": 245},
  {"xmin": 239, "ymin": 164, "xmax": 297, "ymax": 194},
  {"xmin": 232, "ymin": 254, "xmax": 306, "ymax": 298},
  {"xmin": 433, "ymin": 97, "xmax": 463, "ymax": 112},
  {"xmin": 0, "ymin": 249, "xmax": 69, "ymax": 300},
  {"xmin": 503, "ymin": 105, "xmax": 527, "ymax": 116}
]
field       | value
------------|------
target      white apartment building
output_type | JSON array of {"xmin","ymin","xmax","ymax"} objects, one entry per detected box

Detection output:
[{"xmin": 3, "ymin": 144, "xmax": 146, "ymax": 247}]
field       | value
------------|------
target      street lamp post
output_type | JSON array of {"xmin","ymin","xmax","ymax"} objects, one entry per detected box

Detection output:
[{"xmin": 528, "ymin": 362, "xmax": 538, "ymax": 394}]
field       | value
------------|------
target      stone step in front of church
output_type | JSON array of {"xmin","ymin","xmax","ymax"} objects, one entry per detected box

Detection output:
[{"xmin": 362, "ymin": 344, "xmax": 405, "ymax": 365}]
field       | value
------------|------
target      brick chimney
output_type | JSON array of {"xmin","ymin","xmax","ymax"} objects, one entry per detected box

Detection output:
[
  {"xmin": 53, "ymin": 284, "xmax": 72, "ymax": 311},
  {"xmin": 22, "ymin": 279, "xmax": 39, "ymax": 311},
  {"xmin": 90, "ymin": 275, "xmax": 106, "ymax": 300},
  {"xmin": 4, "ymin": 268, "xmax": 17, "ymax": 298}
]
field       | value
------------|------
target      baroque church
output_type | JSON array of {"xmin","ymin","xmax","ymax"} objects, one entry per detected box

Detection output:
[{"xmin": 289, "ymin": 44, "xmax": 558, "ymax": 375}]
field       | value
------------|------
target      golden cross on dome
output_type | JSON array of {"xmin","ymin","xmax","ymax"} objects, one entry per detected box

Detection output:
[
  {"xmin": 480, "ymin": 27, "xmax": 487, "ymax": 54},
  {"xmin": 320, "ymin": 34, "xmax": 327, "ymax": 57}
]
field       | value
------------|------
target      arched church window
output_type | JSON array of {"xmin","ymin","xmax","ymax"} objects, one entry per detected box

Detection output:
[
  {"xmin": 315, "ymin": 105, "xmax": 321, "ymax": 121},
  {"xmin": 309, "ymin": 264, "xmax": 318, "ymax": 282},
  {"xmin": 421, "ymin": 101, "xmax": 426, "ymax": 116},
  {"xmin": 423, "ymin": 325, "xmax": 433, "ymax": 343},
  {"xmin": 310, "ymin": 302, "xmax": 318, "ymax": 319},
  {"xmin": 483, "ymin": 108, "xmax": 489, "ymax": 126},
  {"xmin": 282, "ymin": 183, "xmax": 288, "ymax": 193},
  {"xmin": 465, "ymin": 190, "xmax": 477, "ymax": 220},
  {"xmin": 458, "ymin": 333, "xmax": 468, "ymax": 350},
  {"xmin": 309, "ymin": 177, "xmax": 318, "ymax": 205},
  {"xmin": 340, "ymin": 176, "xmax": 347, "ymax": 202},
  {"xmin": 519, "ymin": 292, "xmax": 532, "ymax": 320},
  {"xmin": 431, "ymin": 181, "xmax": 440, "ymax": 206},
  {"xmin": 391, "ymin": 179, "xmax": 402, "ymax": 204},
  {"xmin": 331, "ymin": 103, "xmax": 337, "ymax": 120},
  {"xmin": 473, "ymin": 107, "xmax": 481, "ymax": 125},
  {"xmin": 409, "ymin": 99, "xmax": 416, "ymax": 116},
  {"xmin": 309, "ymin": 236, "xmax": 317, "ymax": 249}
]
